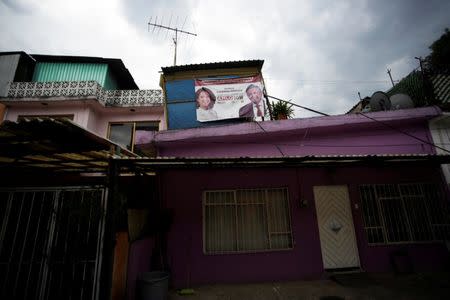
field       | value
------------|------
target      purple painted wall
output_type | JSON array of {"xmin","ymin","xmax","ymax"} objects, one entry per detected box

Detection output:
[
  {"xmin": 154, "ymin": 107, "xmax": 440, "ymax": 157},
  {"xmin": 125, "ymin": 106, "xmax": 448, "ymax": 292},
  {"xmin": 126, "ymin": 238, "xmax": 154, "ymax": 300},
  {"xmin": 160, "ymin": 166, "xmax": 448, "ymax": 288}
]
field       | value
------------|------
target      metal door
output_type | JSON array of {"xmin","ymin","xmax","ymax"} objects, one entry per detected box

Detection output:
[
  {"xmin": 313, "ymin": 185, "xmax": 360, "ymax": 269},
  {"xmin": 0, "ymin": 187, "xmax": 106, "ymax": 300}
]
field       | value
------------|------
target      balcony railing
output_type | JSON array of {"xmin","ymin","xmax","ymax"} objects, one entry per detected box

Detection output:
[{"xmin": 6, "ymin": 81, "xmax": 163, "ymax": 107}]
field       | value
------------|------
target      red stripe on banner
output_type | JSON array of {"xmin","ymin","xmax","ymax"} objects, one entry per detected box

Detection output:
[{"xmin": 195, "ymin": 74, "xmax": 261, "ymax": 86}]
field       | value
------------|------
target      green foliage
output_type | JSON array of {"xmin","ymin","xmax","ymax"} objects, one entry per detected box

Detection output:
[
  {"xmin": 428, "ymin": 28, "xmax": 450, "ymax": 72},
  {"xmin": 270, "ymin": 100, "xmax": 294, "ymax": 120},
  {"xmin": 387, "ymin": 71, "xmax": 427, "ymax": 106}
]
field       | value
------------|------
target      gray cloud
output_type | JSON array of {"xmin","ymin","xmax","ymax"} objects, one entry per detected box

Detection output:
[
  {"xmin": 1, "ymin": 0, "xmax": 35, "ymax": 14},
  {"xmin": 1, "ymin": 0, "xmax": 449, "ymax": 118}
]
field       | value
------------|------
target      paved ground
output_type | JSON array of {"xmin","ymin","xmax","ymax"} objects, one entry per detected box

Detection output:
[{"xmin": 168, "ymin": 272, "xmax": 450, "ymax": 300}]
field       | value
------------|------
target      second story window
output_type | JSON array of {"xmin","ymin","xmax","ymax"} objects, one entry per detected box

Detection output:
[{"xmin": 108, "ymin": 121, "xmax": 159, "ymax": 155}]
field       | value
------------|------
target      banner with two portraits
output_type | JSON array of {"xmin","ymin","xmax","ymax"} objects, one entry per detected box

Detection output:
[{"xmin": 194, "ymin": 75, "xmax": 266, "ymax": 122}]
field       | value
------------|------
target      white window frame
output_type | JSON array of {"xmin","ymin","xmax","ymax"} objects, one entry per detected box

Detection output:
[
  {"xmin": 202, "ymin": 187, "xmax": 294, "ymax": 255},
  {"xmin": 107, "ymin": 120, "xmax": 159, "ymax": 152}
]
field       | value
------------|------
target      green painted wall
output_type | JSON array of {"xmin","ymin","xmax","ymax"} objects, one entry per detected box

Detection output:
[
  {"xmin": 104, "ymin": 67, "xmax": 119, "ymax": 90},
  {"xmin": 32, "ymin": 62, "xmax": 119, "ymax": 90}
]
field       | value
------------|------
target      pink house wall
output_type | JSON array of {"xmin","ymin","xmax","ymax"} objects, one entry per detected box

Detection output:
[
  {"xmin": 94, "ymin": 107, "xmax": 165, "ymax": 137},
  {"xmin": 2, "ymin": 100, "xmax": 165, "ymax": 138},
  {"xmin": 4, "ymin": 102, "xmax": 92, "ymax": 128}
]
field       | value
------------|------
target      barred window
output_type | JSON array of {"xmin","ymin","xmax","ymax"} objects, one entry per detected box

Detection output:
[
  {"xmin": 203, "ymin": 188, "xmax": 293, "ymax": 254},
  {"xmin": 359, "ymin": 183, "xmax": 450, "ymax": 244}
]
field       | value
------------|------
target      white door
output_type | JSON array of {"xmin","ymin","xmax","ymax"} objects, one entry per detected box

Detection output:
[{"xmin": 313, "ymin": 185, "xmax": 360, "ymax": 269}]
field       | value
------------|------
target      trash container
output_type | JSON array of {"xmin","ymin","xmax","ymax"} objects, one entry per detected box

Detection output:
[{"xmin": 137, "ymin": 271, "xmax": 170, "ymax": 300}]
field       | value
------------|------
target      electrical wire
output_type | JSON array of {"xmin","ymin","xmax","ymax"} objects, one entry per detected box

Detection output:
[
  {"xmin": 357, "ymin": 112, "xmax": 450, "ymax": 155},
  {"xmin": 154, "ymin": 137, "xmax": 444, "ymax": 149},
  {"xmin": 267, "ymin": 94, "xmax": 449, "ymax": 154},
  {"xmin": 254, "ymin": 121, "xmax": 285, "ymax": 157},
  {"xmin": 161, "ymin": 94, "xmax": 448, "ymax": 155},
  {"xmin": 266, "ymin": 94, "xmax": 329, "ymax": 116}
]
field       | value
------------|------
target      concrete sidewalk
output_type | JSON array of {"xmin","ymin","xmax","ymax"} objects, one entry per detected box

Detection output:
[{"xmin": 169, "ymin": 272, "xmax": 450, "ymax": 300}]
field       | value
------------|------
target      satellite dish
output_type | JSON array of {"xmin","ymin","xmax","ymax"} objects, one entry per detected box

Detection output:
[
  {"xmin": 369, "ymin": 91, "xmax": 391, "ymax": 112},
  {"xmin": 390, "ymin": 93, "xmax": 414, "ymax": 110}
]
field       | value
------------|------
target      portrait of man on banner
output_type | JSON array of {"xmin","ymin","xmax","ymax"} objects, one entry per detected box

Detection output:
[{"xmin": 239, "ymin": 84, "xmax": 265, "ymax": 119}]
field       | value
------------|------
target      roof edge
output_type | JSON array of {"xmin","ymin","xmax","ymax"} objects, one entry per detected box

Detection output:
[
  {"xmin": 154, "ymin": 106, "xmax": 442, "ymax": 143},
  {"xmin": 161, "ymin": 60, "xmax": 264, "ymax": 74}
]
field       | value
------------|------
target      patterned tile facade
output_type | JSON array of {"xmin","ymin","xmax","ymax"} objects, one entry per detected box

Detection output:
[{"xmin": 6, "ymin": 81, "xmax": 163, "ymax": 107}]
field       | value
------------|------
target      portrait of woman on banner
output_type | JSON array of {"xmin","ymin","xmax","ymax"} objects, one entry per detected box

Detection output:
[{"xmin": 196, "ymin": 87, "xmax": 218, "ymax": 122}]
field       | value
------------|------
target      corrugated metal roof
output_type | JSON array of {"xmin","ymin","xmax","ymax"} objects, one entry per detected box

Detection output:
[
  {"xmin": 0, "ymin": 117, "xmax": 135, "ymax": 173},
  {"xmin": 0, "ymin": 51, "xmax": 35, "ymax": 61},
  {"xmin": 161, "ymin": 60, "xmax": 264, "ymax": 74},
  {"xmin": 31, "ymin": 54, "xmax": 138, "ymax": 89},
  {"xmin": 112, "ymin": 153, "xmax": 450, "ymax": 170},
  {"xmin": 431, "ymin": 74, "xmax": 450, "ymax": 104},
  {"xmin": 32, "ymin": 62, "xmax": 111, "ymax": 87},
  {"xmin": 3, "ymin": 117, "xmax": 448, "ymax": 174}
]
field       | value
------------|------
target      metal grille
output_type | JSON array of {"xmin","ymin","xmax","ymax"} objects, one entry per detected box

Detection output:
[
  {"xmin": 0, "ymin": 187, "xmax": 106, "ymax": 300},
  {"xmin": 359, "ymin": 183, "xmax": 450, "ymax": 244},
  {"xmin": 203, "ymin": 188, "xmax": 293, "ymax": 254},
  {"xmin": 7, "ymin": 81, "xmax": 164, "ymax": 107}
]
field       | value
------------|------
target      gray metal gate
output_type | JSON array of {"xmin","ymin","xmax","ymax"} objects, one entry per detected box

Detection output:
[{"xmin": 0, "ymin": 187, "xmax": 107, "ymax": 300}]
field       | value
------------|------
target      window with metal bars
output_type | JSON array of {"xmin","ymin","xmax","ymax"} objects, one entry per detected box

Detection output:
[
  {"xmin": 359, "ymin": 183, "xmax": 450, "ymax": 244},
  {"xmin": 203, "ymin": 188, "xmax": 293, "ymax": 254}
]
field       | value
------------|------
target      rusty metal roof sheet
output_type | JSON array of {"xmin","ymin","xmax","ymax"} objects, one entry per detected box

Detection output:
[
  {"xmin": 161, "ymin": 60, "xmax": 264, "ymax": 74},
  {"xmin": 112, "ymin": 153, "xmax": 450, "ymax": 171},
  {"xmin": 0, "ymin": 117, "xmax": 136, "ymax": 173}
]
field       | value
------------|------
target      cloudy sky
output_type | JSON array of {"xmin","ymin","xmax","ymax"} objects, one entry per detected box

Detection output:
[{"xmin": 1, "ymin": 0, "xmax": 449, "ymax": 117}]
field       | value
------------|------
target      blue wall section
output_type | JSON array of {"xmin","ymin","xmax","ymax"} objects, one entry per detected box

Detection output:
[
  {"xmin": 166, "ymin": 80, "xmax": 195, "ymax": 102},
  {"xmin": 165, "ymin": 77, "xmax": 248, "ymax": 130},
  {"xmin": 167, "ymin": 101, "xmax": 199, "ymax": 130}
]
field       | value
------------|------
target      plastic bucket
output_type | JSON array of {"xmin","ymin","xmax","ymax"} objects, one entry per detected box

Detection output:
[{"xmin": 137, "ymin": 271, "xmax": 170, "ymax": 300}]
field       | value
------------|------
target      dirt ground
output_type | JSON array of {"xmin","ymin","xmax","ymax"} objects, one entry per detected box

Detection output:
[{"xmin": 168, "ymin": 272, "xmax": 450, "ymax": 300}]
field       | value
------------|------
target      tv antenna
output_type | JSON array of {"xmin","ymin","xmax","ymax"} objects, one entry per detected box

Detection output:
[{"xmin": 148, "ymin": 16, "xmax": 197, "ymax": 66}]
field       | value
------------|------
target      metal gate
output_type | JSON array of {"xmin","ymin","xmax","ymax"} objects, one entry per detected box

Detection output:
[{"xmin": 0, "ymin": 187, "xmax": 107, "ymax": 300}]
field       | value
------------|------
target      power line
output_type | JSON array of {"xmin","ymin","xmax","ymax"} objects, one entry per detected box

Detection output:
[
  {"xmin": 154, "ymin": 137, "xmax": 445, "ymax": 149},
  {"xmin": 266, "ymin": 94, "xmax": 329, "ymax": 116},
  {"xmin": 357, "ymin": 112, "xmax": 450, "ymax": 154},
  {"xmin": 264, "ymin": 78, "xmax": 392, "ymax": 83},
  {"xmin": 254, "ymin": 121, "xmax": 286, "ymax": 157}
]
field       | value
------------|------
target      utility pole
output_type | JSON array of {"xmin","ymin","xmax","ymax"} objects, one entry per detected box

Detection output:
[
  {"xmin": 148, "ymin": 18, "xmax": 197, "ymax": 66},
  {"xmin": 387, "ymin": 68, "xmax": 395, "ymax": 87},
  {"xmin": 415, "ymin": 56, "xmax": 428, "ymax": 103}
]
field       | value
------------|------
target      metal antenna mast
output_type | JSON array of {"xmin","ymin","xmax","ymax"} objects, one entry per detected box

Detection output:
[{"xmin": 148, "ymin": 18, "xmax": 197, "ymax": 66}]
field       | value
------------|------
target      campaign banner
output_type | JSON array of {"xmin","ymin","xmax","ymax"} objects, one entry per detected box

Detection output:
[{"xmin": 194, "ymin": 75, "xmax": 265, "ymax": 122}]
